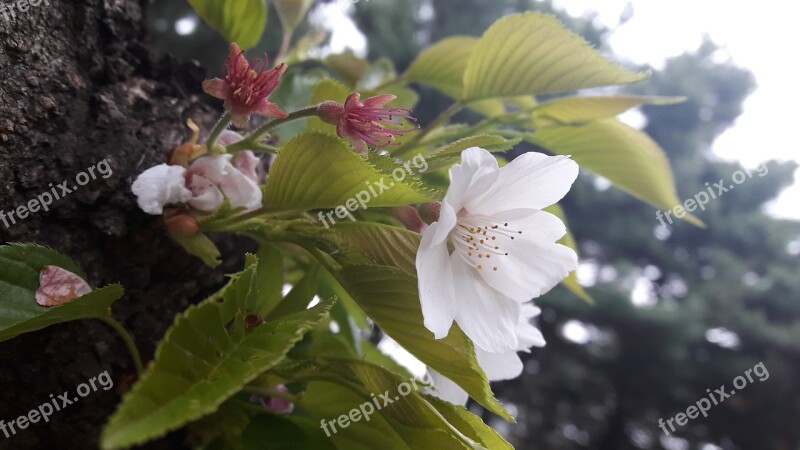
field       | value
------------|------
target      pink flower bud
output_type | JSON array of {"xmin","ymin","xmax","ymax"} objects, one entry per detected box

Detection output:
[{"xmin": 318, "ymin": 92, "xmax": 417, "ymax": 155}]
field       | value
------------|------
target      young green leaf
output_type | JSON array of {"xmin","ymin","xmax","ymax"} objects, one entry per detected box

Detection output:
[
  {"xmin": 299, "ymin": 381, "xmax": 410, "ymax": 449},
  {"xmin": 331, "ymin": 222, "xmax": 420, "ymax": 275},
  {"xmin": 242, "ymin": 414, "xmax": 337, "ymax": 450},
  {"xmin": 262, "ymin": 132, "xmax": 435, "ymax": 211},
  {"xmin": 187, "ymin": 0, "xmax": 268, "ymax": 49},
  {"xmin": 169, "ymin": 231, "xmax": 222, "ymax": 268},
  {"xmin": 250, "ymin": 244, "xmax": 284, "ymax": 317},
  {"xmin": 0, "ymin": 243, "xmax": 123, "ymax": 342},
  {"xmin": 403, "ymin": 36, "xmax": 507, "ymax": 117},
  {"xmin": 405, "ymin": 36, "xmax": 478, "ymax": 100},
  {"xmin": 286, "ymin": 358, "xmax": 489, "ymax": 449},
  {"xmin": 423, "ymin": 135, "xmax": 521, "ymax": 171},
  {"xmin": 100, "ymin": 256, "xmax": 335, "ymax": 449},
  {"xmin": 463, "ymin": 12, "xmax": 648, "ymax": 100},
  {"xmin": 528, "ymin": 118, "xmax": 704, "ymax": 226},
  {"xmin": 532, "ymin": 95, "xmax": 686, "ymax": 127},
  {"xmin": 423, "ymin": 395, "xmax": 512, "ymax": 450}
]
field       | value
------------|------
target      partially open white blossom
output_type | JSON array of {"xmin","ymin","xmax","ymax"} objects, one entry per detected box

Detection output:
[
  {"xmin": 132, "ymin": 152, "xmax": 262, "ymax": 215},
  {"xmin": 428, "ymin": 304, "xmax": 546, "ymax": 405},
  {"xmin": 131, "ymin": 164, "xmax": 193, "ymax": 215},
  {"xmin": 416, "ymin": 147, "xmax": 578, "ymax": 353}
]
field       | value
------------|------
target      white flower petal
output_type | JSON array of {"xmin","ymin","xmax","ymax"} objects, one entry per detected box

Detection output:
[
  {"xmin": 232, "ymin": 150, "xmax": 261, "ymax": 182},
  {"xmin": 187, "ymin": 175, "xmax": 224, "ymax": 212},
  {"xmin": 417, "ymin": 223, "xmax": 457, "ymax": 339},
  {"xmin": 467, "ymin": 152, "xmax": 578, "ymax": 216},
  {"xmin": 444, "ymin": 147, "xmax": 500, "ymax": 213},
  {"xmin": 457, "ymin": 209, "xmax": 575, "ymax": 302},
  {"xmin": 188, "ymin": 154, "xmax": 262, "ymax": 213},
  {"xmin": 131, "ymin": 164, "xmax": 192, "ymax": 215},
  {"xmin": 428, "ymin": 202, "xmax": 458, "ymax": 247},
  {"xmin": 517, "ymin": 304, "xmax": 546, "ymax": 350},
  {"xmin": 188, "ymin": 154, "xmax": 232, "ymax": 185},
  {"xmin": 427, "ymin": 369, "xmax": 469, "ymax": 406},
  {"xmin": 218, "ymin": 168, "xmax": 263, "ymax": 212},
  {"xmin": 476, "ymin": 348, "xmax": 523, "ymax": 381},
  {"xmin": 451, "ymin": 256, "xmax": 520, "ymax": 353}
]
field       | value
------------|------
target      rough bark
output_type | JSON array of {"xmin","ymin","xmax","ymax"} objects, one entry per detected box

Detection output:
[{"xmin": 0, "ymin": 1, "xmax": 238, "ymax": 448}]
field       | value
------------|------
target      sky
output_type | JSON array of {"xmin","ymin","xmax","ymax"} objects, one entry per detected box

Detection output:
[{"xmin": 555, "ymin": 0, "xmax": 799, "ymax": 219}]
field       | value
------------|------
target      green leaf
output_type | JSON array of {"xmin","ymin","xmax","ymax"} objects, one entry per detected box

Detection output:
[
  {"xmin": 251, "ymin": 244, "xmax": 284, "ymax": 317},
  {"xmin": 543, "ymin": 205, "xmax": 593, "ymax": 304},
  {"xmin": 405, "ymin": 36, "xmax": 477, "ymax": 100},
  {"xmin": 242, "ymin": 414, "xmax": 337, "ymax": 450},
  {"xmin": 463, "ymin": 12, "xmax": 648, "ymax": 100},
  {"xmin": 262, "ymin": 132, "xmax": 435, "ymax": 211},
  {"xmin": 187, "ymin": 0, "xmax": 267, "ymax": 49},
  {"xmin": 331, "ymin": 222, "xmax": 420, "ymax": 275},
  {"xmin": 0, "ymin": 243, "xmax": 123, "ymax": 342},
  {"xmin": 299, "ymin": 381, "xmax": 410, "ymax": 449},
  {"xmin": 272, "ymin": 0, "xmax": 313, "ymax": 32},
  {"xmin": 287, "ymin": 358, "xmax": 485, "ymax": 449},
  {"xmin": 529, "ymin": 119, "xmax": 704, "ymax": 226},
  {"xmin": 100, "ymin": 257, "xmax": 335, "ymax": 449},
  {"xmin": 266, "ymin": 263, "xmax": 320, "ymax": 319},
  {"xmin": 187, "ymin": 400, "xmax": 256, "ymax": 450},
  {"xmin": 424, "ymin": 395, "xmax": 512, "ymax": 450},
  {"xmin": 169, "ymin": 231, "xmax": 222, "ymax": 268},
  {"xmin": 415, "ymin": 135, "xmax": 521, "ymax": 172},
  {"xmin": 336, "ymin": 265, "xmax": 512, "ymax": 421},
  {"xmin": 532, "ymin": 95, "xmax": 685, "ymax": 127},
  {"xmin": 403, "ymin": 36, "xmax": 506, "ymax": 117},
  {"xmin": 324, "ymin": 52, "xmax": 370, "ymax": 87}
]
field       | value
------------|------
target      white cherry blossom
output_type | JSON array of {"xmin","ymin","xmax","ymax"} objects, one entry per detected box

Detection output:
[
  {"xmin": 416, "ymin": 147, "xmax": 578, "ymax": 352},
  {"xmin": 132, "ymin": 151, "xmax": 262, "ymax": 215}
]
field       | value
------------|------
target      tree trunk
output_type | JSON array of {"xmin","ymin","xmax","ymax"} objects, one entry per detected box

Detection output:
[{"xmin": 0, "ymin": 1, "xmax": 235, "ymax": 448}]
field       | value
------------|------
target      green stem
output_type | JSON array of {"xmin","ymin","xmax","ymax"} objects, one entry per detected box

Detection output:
[
  {"xmin": 227, "ymin": 106, "xmax": 319, "ymax": 153},
  {"xmin": 393, "ymin": 100, "xmax": 464, "ymax": 155},
  {"xmin": 98, "ymin": 316, "xmax": 144, "ymax": 376},
  {"xmin": 275, "ymin": 29, "xmax": 293, "ymax": 64},
  {"xmin": 206, "ymin": 112, "xmax": 232, "ymax": 152}
]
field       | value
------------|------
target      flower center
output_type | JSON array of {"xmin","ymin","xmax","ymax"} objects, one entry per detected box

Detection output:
[{"xmin": 450, "ymin": 215, "xmax": 523, "ymax": 272}]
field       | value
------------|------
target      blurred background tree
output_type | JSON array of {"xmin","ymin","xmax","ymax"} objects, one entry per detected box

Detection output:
[{"xmin": 146, "ymin": 1, "xmax": 800, "ymax": 448}]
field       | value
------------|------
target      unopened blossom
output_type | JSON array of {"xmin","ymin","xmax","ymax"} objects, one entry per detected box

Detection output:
[
  {"xmin": 35, "ymin": 265, "xmax": 92, "ymax": 307},
  {"xmin": 202, "ymin": 43, "xmax": 288, "ymax": 128},
  {"xmin": 416, "ymin": 147, "xmax": 578, "ymax": 353},
  {"xmin": 318, "ymin": 93, "xmax": 416, "ymax": 155},
  {"xmin": 255, "ymin": 385, "xmax": 294, "ymax": 414},
  {"xmin": 132, "ymin": 152, "xmax": 262, "ymax": 215},
  {"xmin": 428, "ymin": 304, "xmax": 546, "ymax": 405}
]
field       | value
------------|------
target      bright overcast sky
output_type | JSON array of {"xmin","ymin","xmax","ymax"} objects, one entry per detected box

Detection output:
[{"xmin": 553, "ymin": 0, "xmax": 799, "ymax": 219}]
